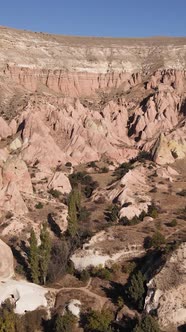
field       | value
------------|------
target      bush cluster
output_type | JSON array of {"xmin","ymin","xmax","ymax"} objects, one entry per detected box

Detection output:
[{"xmin": 69, "ymin": 171, "xmax": 98, "ymax": 198}]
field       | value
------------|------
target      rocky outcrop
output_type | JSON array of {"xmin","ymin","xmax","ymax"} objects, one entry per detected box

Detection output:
[
  {"xmin": 0, "ymin": 181, "xmax": 28, "ymax": 214},
  {"xmin": 0, "ymin": 239, "xmax": 14, "ymax": 280},
  {"xmin": 0, "ymin": 279, "xmax": 48, "ymax": 314},
  {"xmin": 66, "ymin": 299, "xmax": 81, "ymax": 318},
  {"xmin": 0, "ymin": 156, "xmax": 32, "ymax": 215},
  {"xmin": 71, "ymin": 227, "xmax": 148, "ymax": 271},
  {"xmin": 47, "ymin": 171, "xmax": 71, "ymax": 194},
  {"xmin": 0, "ymin": 117, "xmax": 12, "ymax": 139},
  {"xmin": 13, "ymin": 95, "xmax": 138, "ymax": 166},
  {"xmin": 145, "ymin": 243, "xmax": 186, "ymax": 330},
  {"xmin": 110, "ymin": 166, "xmax": 151, "ymax": 219},
  {"xmin": 2, "ymin": 156, "xmax": 33, "ymax": 194},
  {"xmin": 6, "ymin": 69, "xmax": 183, "ymax": 167},
  {"xmin": 129, "ymin": 83, "xmax": 185, "ymax": 144},
  {"xmin": 146, "ymin": 69, "xmax": 186, "ymax": 93},
  {"xmin": 152, "ymin": 130, "xmax": 186, "ymax": 165},
  {"xmin": 93, "ymin": 165, "xmax": 152, "ymax": 220},
  {"xmin": 0, "ymin": 238, "xmax": 49, "ymax": 314}
]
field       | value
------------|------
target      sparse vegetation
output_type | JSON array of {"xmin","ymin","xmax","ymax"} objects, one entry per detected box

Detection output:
[
  {"xmin": 148, "ymin": 203, "xmax": 159, "ymax": 219},
  {"xmin": 168, "ymin": 219, "xmax": 177, "ymax": 227},
  {"xmin": 69, "ymin": 171, "xmax": 99, "ymax": 198},
  {"xmin": 113, "ymin": 162, "xmax": 133, "ymax": 180},
  {"xmin": 119, "ymin": 210, "xmax": 147, "ymax": 226},
  {"xmin": 117, "ymin": 296, "xmax": 124, "ymax": 308},
  {"xmin": 88, "ymin": 161, "xmax": 97, "ymax": 168},
  {"xmin": 90, "ymin": 266, "xmax": 112, "ymax": 280},
  {"xmin": 135, "ymin": 151, "xmax": 152, "ymax": 163},
  {"xmin": 79, "ymin": 269, "xmax": 91, "ymax": 282},
  {"xmin": 78, "ymin": 206, "xmax": 91, "ymax": 222},
  {"xmin": 99, "ymin": 166, "xmax": 109, "ymax": 173},
  {"xmin": 35, "ymin": 202, "xmax": 43, "ymax": 209},
  {"xmin": 48, "ymin": 188, "xmax": 62, "ymax": 198},
  {"xmin": 144, "ymin": 232, "xmax": 166, "ymax": 249},
  {"xmin": 105, "ymin": 204, "xmax": 120, "ymax": 223}
]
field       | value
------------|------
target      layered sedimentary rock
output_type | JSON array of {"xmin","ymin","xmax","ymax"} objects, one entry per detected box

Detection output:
[{"xmin": 3, "ymin": 65, "xmax": 142, "ymax": 97}]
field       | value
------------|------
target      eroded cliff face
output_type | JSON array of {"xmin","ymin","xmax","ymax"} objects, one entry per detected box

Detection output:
[
  {"xmin": 145, "ymin": 243, "xmax": 186, "ymax": 330},
  {"xmin": 1, "ymin": 69, "xmax": 185, "ymax": 167},
  {"xmin": 3, "ymin": 65, "xmax": 142, "ymax": 97}
]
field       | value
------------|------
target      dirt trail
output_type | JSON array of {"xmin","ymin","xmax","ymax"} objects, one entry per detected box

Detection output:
[{"xmin": 46, "ymin": 278, "xmax": 107, "ymax": 309}]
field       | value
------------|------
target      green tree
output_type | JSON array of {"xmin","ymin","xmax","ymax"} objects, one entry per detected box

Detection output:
[
  {"xmin": 67, "ymin": 190, "xmax": 78, "ymax": 237},
  {"xmin": 126, "ymin": 271, "xmax": 145, "ymax": 310},
  {"xmin": 105, "ymin": 204, "xmax": 119, "ymax": 223},
  {"xmin": 29, "ymin": 228, "xmax": 39, "ymax": 284},
  {"xmin": 133, "ymin": 315, "xmax": 160, "ymax": 332},
  {"xmin": 85, "ymin": 309, "xmax": 114, "ymax": 332},
  {"xmin": 39, "ymin": 223, "xmax": 51, "ymax": 285},
  {"xmin": 0, "ymin": 301, "xmax": 16, "ymax": 332},
  {"xmin": 54, "ymin": 313, "xmax": 76, "ymax": 332},
  {"xmin": 73, "ymin": 189, "xmax": 81, "ymax": 211},
  {"xmin": 149, "ymin": 232, "xmax": 166, "ymax": 249}
]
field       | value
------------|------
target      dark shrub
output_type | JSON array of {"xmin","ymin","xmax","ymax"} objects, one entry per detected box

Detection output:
[
  {"xmin": 48, "ymin": 188, "xmax": 61, "ymax": 198},
  {"xmin": 145, "ymin": 232, "xmax": 166, "ymax": 249},
  {"xmin": 105, "ymin": 204, "xmax": 120, "ymax": 223},
  {"xmin": 168, "ymin": 219, "xmax": 177, "ymax": 227},
  {"xmin": 79, "ymin": 269, "xmax": 90, "ymax": 282},
  {"xmin": 35, "ymin": 202, "xmax": 43, "ymax": 209},
  {"xmin": 114, "ymin": 162, "xmax": 133, "ymax": 180},
  {"xmin": 99, "ymin": 167, "xmax": 109, "ymax": 173}
]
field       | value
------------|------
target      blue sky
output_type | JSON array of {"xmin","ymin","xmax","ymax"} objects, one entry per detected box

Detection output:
[{"xmin": 0, "ymin": 0, "xmax": 186, "ymax": 37}]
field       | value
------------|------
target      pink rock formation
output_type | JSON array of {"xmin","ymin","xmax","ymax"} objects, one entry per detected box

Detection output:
[
  {"xmin": 0, "ymin": 239, "xmax": 14, "ymax": 280},
  {"xmin": 4, "ymin": 65, "xmax": 142, "ymax": 97},
  {"xmin": 146, "ymin": 69, "xmax": 186, "ymax": 93},
  {"xmin": 0, "ymin": 117, "xmax": 12, "ymax": 139},
  {"xmin": 47, "ymin": 171, "xmax": 71, "ymax": 194},
  {"xmin": 2, "ymin": 156, "xmax": 33, "ymax": 194},
  {"xmin": 0, "ymin": 182, "xmax": 28, "ymax": 214}
]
